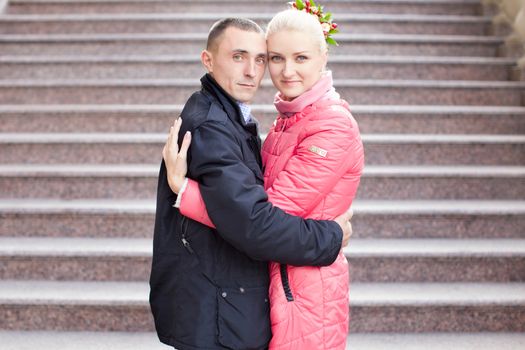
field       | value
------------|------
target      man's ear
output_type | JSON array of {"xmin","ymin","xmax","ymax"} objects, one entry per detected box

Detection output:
[{"xmin": 201, "ymin": 50, "xmax": 213, "ymax": 73}]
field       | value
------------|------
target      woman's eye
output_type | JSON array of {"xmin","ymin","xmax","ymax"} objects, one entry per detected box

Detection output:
[
  {"xmin": 296, "ymin": 56, "xmax": 308, "ymax": 62},
  {"xmin": 270, "ymin": 56, "xmax": 283, "ymax": 62}
]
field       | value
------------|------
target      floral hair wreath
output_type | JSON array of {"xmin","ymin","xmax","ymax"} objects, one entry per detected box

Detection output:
[{"xmin": 289, "ymin": 0, "xmax": 339, "ymax": 46}]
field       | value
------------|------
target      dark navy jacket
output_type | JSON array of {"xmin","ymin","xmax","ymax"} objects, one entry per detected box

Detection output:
[{"xmin": 149, "ymin": 74, "xmax": 343, "ymax": 350}]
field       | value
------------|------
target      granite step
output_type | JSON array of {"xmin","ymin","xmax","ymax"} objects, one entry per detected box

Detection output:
[
  {"xmin": 0, "ymin": 13, "xmax": 491, "ymax": 36},
  {"xmin": 1, "ymin": 331, "xmax": 525, "ymax": 350},
  {"xmin": 0, "ymin": 199, "xmax": 523, "ymax": 239},
  {"xmin": 2, "ymin": 79, "xmax": 524, "ymax": 105},
  {"xmin": 1, "ymin": 133, "xmax": 523, "ymax": 165},
  {"xmin": 0, "ymin": 33, "xmax": 503, "ymax": 56},
  {"xmin": 1, "ymin": 105, "xmax": 524, "ymax": 135},
  {"xmin": 346, "ymin": 238, "xmax": 525, "ymax": 282},
  {"xmin": 348, "ymin": 282, "xmax": 525, "ymax": 332},
  {"xmin": 0, "ymin": 55, "xmax": 515, "ymax": 81},
  {"xmin": 343, "ymin": 333, "xmax": 525, "ymax": 350},
  {"xmin": 0, "ymin": 331, "xmax": 170, "ymax": 350},
  {"xmin": 1, "ymin": 164, "xmax": 524, "ymax": 200},
  {"xmin": 357, "ymin": 165, "xmax": 525, "ymax": 200},
  {"xmin": 5, "ymin": 0, "xmax": 484, "ymax": 16},
  {"xmin": 0, "ymin": 280, "xmax": 523, "ymax": 332},
  {"xmin": 1, "ymin": 237, "xmax": 524, "ymax": 282}
]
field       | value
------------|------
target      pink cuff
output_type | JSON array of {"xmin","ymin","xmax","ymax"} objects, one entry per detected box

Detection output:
[{"xmin": 178, "ymin": 179, "xmax": 216, "ymax": 229}]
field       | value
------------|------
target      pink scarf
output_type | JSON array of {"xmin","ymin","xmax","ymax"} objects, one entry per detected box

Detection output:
[{"xmin": 273, "ymin": 71, "xmax": 340, "ymax": 117}]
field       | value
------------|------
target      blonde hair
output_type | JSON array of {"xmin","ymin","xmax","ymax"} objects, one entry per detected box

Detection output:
[{"xmin": 266, "ymin": 9, "xmax": 328, "ymax": 53}]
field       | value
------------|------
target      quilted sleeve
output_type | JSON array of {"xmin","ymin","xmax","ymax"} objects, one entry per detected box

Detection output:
[{"xmin": 266, "ymin": 110, "xmax": 364, "ymax": 218}]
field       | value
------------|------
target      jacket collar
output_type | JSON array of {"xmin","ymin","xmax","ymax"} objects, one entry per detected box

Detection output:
[{"xmin": 200, "ymin": 74, "xmax": 258, "ymax": 135}]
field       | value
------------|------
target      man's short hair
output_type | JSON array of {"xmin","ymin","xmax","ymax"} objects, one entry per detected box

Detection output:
[{"xmin": 206, "ymin": 18, "xmax": 264, "ymax": 52}]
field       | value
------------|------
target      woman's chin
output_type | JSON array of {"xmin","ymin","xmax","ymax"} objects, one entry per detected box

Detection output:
[{"xmin": 278, "ymin": 88, "xmax": 302, "ymax": 101}]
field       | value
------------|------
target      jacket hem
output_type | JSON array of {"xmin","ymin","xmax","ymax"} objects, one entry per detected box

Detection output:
[{"xmin": 158, "ymin": 334, "xmax": 220, "ymax": 350}]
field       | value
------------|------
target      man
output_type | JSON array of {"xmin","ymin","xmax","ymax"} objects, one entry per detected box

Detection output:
[{"xmin": 150, "ymin": 18, "xmax": 352, "ymax": 350}]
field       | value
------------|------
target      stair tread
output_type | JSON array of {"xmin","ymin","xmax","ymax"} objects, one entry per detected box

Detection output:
[
  {"xmin": 2, "ymin": 132, "xmax": 525, "ymax": 143},
  {"xmin": 0, "ymin": 199, "xmax": 524, "ymax": 214},
  {"xmin": 0, "ymin": 331, "xmax": 169, "ymax": 350},
  {"xmin": 0, "ymin": 13, "xmax": 492, "ymax": 22},
  {"xmin": 0, "ymin": 280, "xmax": 524, "ymax": 305},
  {"xmin": 345, "ymin": 333, "xmax": 525, "ymax": 349},
  {"xmin": 1, "ymin": 164, "xmax": 524, "ymax": 177},
  {"xmin": 0, "ymin": 33, "xmax": 505, "ymax": 43},
  {"xmin": 344, "ymin": 238, "xmax": 525, "ymax": 256},
  {"xmin": 3, "ymin": 78, "xmax": 524, "ymax": 88},
  {"xmin": 1, "ymin": 331, "xmax": 524, "ymax": 350},
  {"xmin": 1, "ymin": 104, "xmax": 524, "ymax": 114},
  {"xmin": 0, "ymin": 55, "xmax": 516, "ymax": 64},
  {"xmin": 1, "ymin": 237, "xmax": 525, "ymax": 257}
]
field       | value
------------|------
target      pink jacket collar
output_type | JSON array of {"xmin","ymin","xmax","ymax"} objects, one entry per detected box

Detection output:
[{"xmin": 273, "ymin": 71, "xmax": 340, "ymax": 118}]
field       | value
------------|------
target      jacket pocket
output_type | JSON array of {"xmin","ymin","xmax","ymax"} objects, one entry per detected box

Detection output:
[
  {"xmin": 217, "ymin": 286, "xmax": 271, "ymax": 350},
  {"xmin": 280, "ymin": 264, "xmax": 294, "ymax": 302}
]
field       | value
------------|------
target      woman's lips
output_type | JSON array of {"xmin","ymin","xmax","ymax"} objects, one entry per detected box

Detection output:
[{"xmin": 282, "ymin": 80, "xmax": 301, "ymax": 85}]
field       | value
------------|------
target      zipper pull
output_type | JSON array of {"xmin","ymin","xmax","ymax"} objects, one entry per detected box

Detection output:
[{"xmin": 181, "ymin": 237, "xmax": 194, "ymax": 254}]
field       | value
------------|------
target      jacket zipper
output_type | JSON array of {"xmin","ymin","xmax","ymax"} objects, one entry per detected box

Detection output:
[
  {"xmin": 280, "ymin": 264, "xmax": 294, "ymax": 302},
  {"xmin": 180, "ymin": 216, "xmax": 194, "ymax": 254}
]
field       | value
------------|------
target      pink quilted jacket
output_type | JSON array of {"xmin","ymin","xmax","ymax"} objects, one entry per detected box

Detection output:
[
  {"xmin": 263, "ymin": 99, "xmax": 363, "ymax": 349},
  {"xmin": 177, "ymin": 98, "xmax": 363, "ymax": 349}
]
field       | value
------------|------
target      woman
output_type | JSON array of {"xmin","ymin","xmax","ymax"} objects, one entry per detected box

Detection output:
[{"xmin": 165, "ymin": 6, "xmax": 364, "ymax": 349}]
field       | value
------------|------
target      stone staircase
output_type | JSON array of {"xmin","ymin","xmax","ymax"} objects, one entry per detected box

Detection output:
[{"xmin": 1, "ymin": 0, "xmax": 524, "ymax": 349}]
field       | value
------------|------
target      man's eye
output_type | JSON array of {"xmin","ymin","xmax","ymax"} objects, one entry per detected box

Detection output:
[
  {"xmin": 233, "ymin": 55, "xmax": 243, "ymax": 61},
  {"xmin": 256, "ymin": 57, "xmax": 266, "ymax": 65}
]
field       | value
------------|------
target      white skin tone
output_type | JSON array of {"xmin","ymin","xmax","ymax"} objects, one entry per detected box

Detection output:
[
  {"xmin": 164, "ymin": 26, "xmax": 267, "ymax": 193},
  {"xmin": 163, "ymin": 26, "xmax": 352, "ymax": 247},
  {"xmin": 201, "ymin": 26, "xmax": 267, "ymax": 104},
  {"xmin": 267, "ymin": 29, "xmax": 328, "ymax": 101}
]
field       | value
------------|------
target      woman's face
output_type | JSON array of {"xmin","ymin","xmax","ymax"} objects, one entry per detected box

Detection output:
[{"xmin": 267, "ymin": 29, "xmax": 327, "ymax": 100}]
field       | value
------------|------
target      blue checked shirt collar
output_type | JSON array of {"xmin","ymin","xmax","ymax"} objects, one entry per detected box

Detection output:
[{"xmin": 237, "ymin": 102, "xmax": 252, "ymax": 124}]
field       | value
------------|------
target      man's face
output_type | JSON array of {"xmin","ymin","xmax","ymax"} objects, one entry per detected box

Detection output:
[{"xmin": 202, "ymin": 27, "xmax": 267, "ymax": 104}]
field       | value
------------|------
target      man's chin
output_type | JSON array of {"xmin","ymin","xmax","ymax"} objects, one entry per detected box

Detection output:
[{"xmin": 234, "ymin": 92, "xmax": 257, "ymax": 104}]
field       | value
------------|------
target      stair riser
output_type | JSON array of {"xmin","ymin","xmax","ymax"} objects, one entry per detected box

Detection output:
[
  {"xmin": 2, "ymin": 111, "xmax": 524, "ymax": 135},
  {"xmin": 0, "ymin": 20, "xmax": 488, "ymax": 36},
  {"xmin": 0, "ymin": 177, "xmax": 158, "ymax": 200},
  {"xmin": 1, "ymin": 304, "xmax": 523, "ymax": 332},
  {"xmin": 1, "ymin": 212, "xmax": 522, "ymax": 239},
  {"xmin": 1, "ymin": 255, "xmax": 523, "ymax": 283},
  {"xmin": 1, "ymin": 142, "xmax": 523, "ymax": 165},
  {"xmin": 349, "ymin": 257, "xmax": 525, "ymax": 282},
  {"xmin": 0, "ymin": 41, "xmax": 499, "ymax": 57},
  {"xmin": 354, "ymin": 213, "xmax": 524, "ymax": 239},
  {"xmin": 365, "ymin": 143, "xmax": 525, "ymax": 165},
  {"xmin": 0, "ymin": 304, "xmax": 154, "ymax": 332},
  {"xmin": 6, "ymin": 2, "xmax": 482, "ymax": 16},
  {"xmin": 2, "ymin": 176, "xmax": 523, "ymax": 200},
  {"xmin": 350, "ymin": 305, "xmax": 525, "ymax": 332},
  {"xmin": 1, "ymin": 85, "xmax": 522, "ymax": 106},
  {"xmin": 0, "ymin": 257, "xmax": 151, "ymax": 281},
  {"xmin": 357, "ymin": 177, "xmax": 525, "ymax": 200},
  {"xmin": 355, "ymin": 113, "xmax": 525, "ymax": 135},
  {"xmin": 0, "ymin": 212, "xmax": 154, "ymax": 238},
  {"xmin": 0, "ymin": 61, "xmax": 510, "ymax": 81}
]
